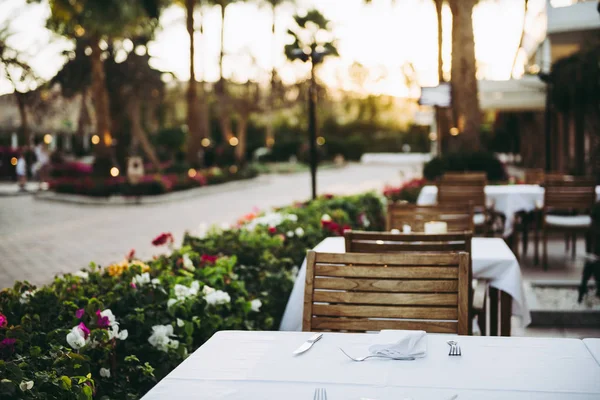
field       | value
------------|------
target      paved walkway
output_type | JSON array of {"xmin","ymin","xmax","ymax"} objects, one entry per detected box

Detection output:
[{"xmin": 0, "ymin": 164, "xmax": 406, "ymax": 289}]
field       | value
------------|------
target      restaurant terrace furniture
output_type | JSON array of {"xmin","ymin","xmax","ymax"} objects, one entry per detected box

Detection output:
[
  {"xmin": 417, "ymin": 184, "xmax": 600, "ymax": 238},
  {"xmin": 524, "ymin": 168, "xmax": 545, "ymax": 185},
  {"xmin": 302, "ymin": 251, "xmax": 470, "ymax": 334},
  {"xmin": 583, "ymin": 338, "xmax": 600, "ymax": 366},
  {"xmin": 140, "ymin": 330, "xmax": 600, "ymax": 400},
  {"xmin": 386, "ymin": 203, "xmax": 474, "ymax": 232},
  {"xmin": 281, "ymin": 237, "xmax": 529, "ymax": 337},
  {"xmin": 437, "ymin": 173, "xmax": 490, "ymax": 234},
  {"xmin": 540, "ymin": 177, "xmax": 596, "ymax": 270}
]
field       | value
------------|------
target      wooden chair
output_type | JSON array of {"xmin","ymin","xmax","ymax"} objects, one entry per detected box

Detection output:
[
  {"xmin": 514, "ymin": 169, "xmax": 546, "ymax": 259},
  {"xmin": 437, "ymin": 173, "xmax": 491, "ymax": 235},
  {"xmin": 386, "ymin": 203, "xmax": 474, "ymax": 232},
  {"xmin": 540, "ymin": 178, "xmax": 596, "ymax": 270},
  {"xmin": 302, "ymin": 251, "xmax": 470, "ymax": 334},
  {"xmin": 524, "ymin": 168, "xmax": 545, "ymax": 185},
  {"xmin": 344, "ymin": 230, "xmax": 487, "ymax": 335}
]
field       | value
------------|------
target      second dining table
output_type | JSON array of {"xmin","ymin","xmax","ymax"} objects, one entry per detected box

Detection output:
[{"xmin": 280, "ymin": 237, "xmax": 531, "ymax": 335}]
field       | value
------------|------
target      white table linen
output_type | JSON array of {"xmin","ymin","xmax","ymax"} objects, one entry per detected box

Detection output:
[
  {"xmin": 279, "ymin": 237, "xmax": 531, "ymax": 332},
  {"xmin": 141, "ymin": 331, "xmax": 600, "ymax": 400},
  {"xmin": 416, "ymin": 185, "xmax": 600, "ymax": 237},
  {"xmin": 583, "ymin": 338, "xmax": 600, "ymax": 366}
]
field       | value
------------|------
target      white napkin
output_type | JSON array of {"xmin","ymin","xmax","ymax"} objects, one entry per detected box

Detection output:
[{"xmin": 368, "ymin": 330, "xmax": 427, "ymax": 358}]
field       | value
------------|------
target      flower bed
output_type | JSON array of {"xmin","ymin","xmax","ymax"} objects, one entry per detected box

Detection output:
[
  {"xmin": 383, "ymin": 178, "xmax": 427, "ymax": 204},
  {"xmin": 48, "ymin": 166, "xmax": 258, "ymax": 197},
  {"xmin": 0, "ymin": 193, "xmax": 384, "ymax": 399}
]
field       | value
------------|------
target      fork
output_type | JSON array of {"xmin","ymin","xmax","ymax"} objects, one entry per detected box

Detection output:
[
  {"xmin": 447, "ymin": 340, "xmax": 462, "ymax": 356},
  {"xmin": 313, "ymin": 388, "xmax": 327, "ymax": 400},
  {"xmin": 339, "ymin": 347, "xmax": 415, "ymax": 362}
]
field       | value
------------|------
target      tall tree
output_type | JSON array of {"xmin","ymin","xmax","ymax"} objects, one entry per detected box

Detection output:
[
  {"xmin": 30, "ymin": 0, "xmax": 163, "ymax": 173},
  {"xmin": 448, "ymin": 0, "xmax": 481, "ymax": 151},
  {"xmin": 510, "ymin": 0, "xmax": 529, "ymax": 77},
  {"xmin": 0, "ymin": 26, "xmax": 38, "ymax": 146},
  {"xmin": 261, "ymin": 0, "xmax": 295, "ymax": 148}
]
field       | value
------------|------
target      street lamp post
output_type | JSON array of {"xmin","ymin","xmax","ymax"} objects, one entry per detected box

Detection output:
[{"xmin": 308, "ymin": 64, "xmax": 318, "ymax": 200}]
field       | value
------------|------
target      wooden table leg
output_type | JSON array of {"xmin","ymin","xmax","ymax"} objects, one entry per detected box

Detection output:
[
  {"xmin": 489, "ymin": 287, "xmax": 499, "ymax": 336},
  {"xmin": 500, "ymin": 291, "xmax": 512, "ymax": 337}
]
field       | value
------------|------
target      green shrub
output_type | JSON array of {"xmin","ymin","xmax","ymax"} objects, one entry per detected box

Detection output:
[
  {"xmin": 423, "ymin": 152, "xmax": 508, "ymax": 182},
  {"xmin": 0, "ymin": 192, "xmax": 384, "ymax": 399}
]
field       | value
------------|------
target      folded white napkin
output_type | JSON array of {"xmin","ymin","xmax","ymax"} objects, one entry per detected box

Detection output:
[{"xmin": 368, "ymin": 330, "xmax": 427, "ymax": 358}]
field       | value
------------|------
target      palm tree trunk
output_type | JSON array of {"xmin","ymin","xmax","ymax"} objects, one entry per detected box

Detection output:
[
  {"xmin": 511, "ymin": 0, "xmax": 529, "ymax": 78},
  {"xmin": 235, "ymin": 114, "xmax": 248, "ymax": 165},
  {"xmin": 448, "ymin": 0, "xmax": 481, "ymax": 152},
  {"xmin": 435, "ymin": 0, "xmax": 444, "ymax": 83},
  {"xmin": 198, "ymin": 8, "xmax": 211, "ymax": 143},
  {"xmin": 434, "ymin": 0, "xmax": 447, "ymax": 155},
  {"xmin": 265, "ymin": 3, "xmax": 277, "ymax": 148},
  {"xmin": 89, "ymin": 36, "xmax": 112, "ymax": 162},
  {"xmin": 186, "ymin": 0, "xmax": 203, "ymax": 166},
  {"xmin": 216, "ymin": 2, "xmax": 233, "ymax": 141},
  {"xmin": 128, "ymin": 94, "xmax": 161, "ymax": 171},
  {"xmin": 15, "ymin": 92, "xmax": 29, "ymax": 146}
]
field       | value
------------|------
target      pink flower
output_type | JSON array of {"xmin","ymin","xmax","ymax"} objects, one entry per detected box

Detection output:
[
  {"xmin": 201, "ymin": 254, "xmax": 218, "ymax": 264},
  {"xmin": 152, "ymin": 233, "xmax": 174, "ymax": 246},
  {"xmin": 76, "ymin": 309, "xmax": 85, "ymax": 319},
  {"xmin": 0, "ymin": 338, "xmax": 16, "ymax": 347},
  {"xmin": 130, "ymin": 282, "xmax": 137, "ymax": 289},
  {"xmin": 0, "ymin": 313, "xmax": 7, "ymax": 328},
  {"xmin": 96, "ymin": 311, "xmax": 110, "ymax": 329},
  {"xmin": 268, "ymin": 226, "xmax": 277, "ymax": 234},
  {"xmin": 77, "ymin": 322, "xmax": 90, "ymax": 339}
]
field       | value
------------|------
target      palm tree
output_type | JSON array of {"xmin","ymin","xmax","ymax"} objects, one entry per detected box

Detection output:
[
  {"xmin": 261, "ymin": 0, "xmax": 295, "ymax": 148},
  {"xmin": 32, "ymin": 0, "xmax": 162, "ymax": 173},
  {"xmin": 285, "ymin": 9, "xmax": 338, "ymax": 199},
  {"xmin": 448, "ymin": 0, "xmax": 481, "ymax": 151},
  {"xmin": 511, "ymin": 0, "xmax": 529, "ymax": 77}
]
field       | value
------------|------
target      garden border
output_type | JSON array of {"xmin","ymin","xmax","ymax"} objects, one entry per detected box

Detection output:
[{"xmin": 34, "ymin": 174, "xmax": 267, "ymax": 206}]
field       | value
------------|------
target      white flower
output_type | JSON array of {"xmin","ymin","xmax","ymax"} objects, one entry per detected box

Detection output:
[
  {"xmin": 321, "ymin": 214, "xmax": 332, "ymax": 222},
  {"xmin": 100, "ymin": 309, "xmax": 117, "ymax": 327},
  {"xmin": 220, "ymin": 222, "xmax": 231, "ymax": 230},
  {"xmin": 190, "ymin": 281, "xmax": 200, "ymax": 295},
  {"xmin": 286, "ymin": 231, "xmax": 294, "ymax": 238},
  {"xmin": 295, "ymin": 227, "xmax": 304, "ymax": 237},
  {"xmin": 118, "ymin": 329, "xmax": 128, "ymax": 340},
  {"xmin": 174, "ymin": 284, "xmax": 190, "ymax": 299},
  {"xmin": 196, "ymin": 223, "xmax": 208, "ymax": 239},
  {"xmin": 245, "ymin": 212, "xmax": 299, "ymax": 230},
  {"xmin": 132, "ymin": 272, "xmax": 151, "ymax": 287},
  {"xmin": 19, "ymin": 290, "xmax": 37, "ymax": 304},
  {"xmin": 182, "ymin": 254, "xmax": 195, "ymax": 271},
  {"xmin": 290, "ymin": 266, "xmax": 299, "ymax": 278},
  {"xmin": 177, "ymin": 318, "xmax": 185, "ymax": 327},
  {"xmin": 74, "ymin": 271, "xmax": 89, "ymax": 279},
  {"xmin": 66, "ymin": 326, "xmax": 87, "ymax": 349},
  {"xmin": 167, "ymin": 298, "xmax": 178, "ymax": 308},
  {"xmin": 99, "ymin": 368, "xmax": 111, "ymax": 378},
  {"xmin": 288, "ymin": 214, "xmax": 298, "ymax": 222},
  {"xmin": 360, "ymin": 214, "xmax": 371, "ymax": 227},
  {"xmin": 202, "ymin": 285, "xmax": 215, "ymax": 296},
  {"xmin": 19, "ymin": 381, "xmax": 34, "ymax": 391},
  {"xmin": 148, "ymin": 324, "xmax": 177, "ymax": 352},
  {"xmin": 151, "ymin": 278, "xmax": 161, "ymax": 287},
  {"xmin": 205, "ymin": 290, "xmax": 231, "ymax": 306},
  {"xmin": 250, "ymin": 299, "xmax": 262, "ymax": 312}
]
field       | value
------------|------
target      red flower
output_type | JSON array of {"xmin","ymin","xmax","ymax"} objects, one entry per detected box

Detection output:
[
  {"xmin": 201, "ymin": 254, "xmax": 218, "ymax": 264},
  {"xmin": 126, "ymin": 249, "xmax": 136, "ymax": 261},
  {"xmin": 323, "ymin": 194, "xmax": 334, "ymax": 199},
  {"xmin": 321, "ymin": 220, "xmax": 351, "ymax": 236},
  {"xmin": 78, "ymin": 322, "xmax": 91, "ymax": 339},
  {"xmin": 268, "ymin": 226, "xmax": 277, "ymax": 234},
  {"xmin": 152, "ymin": 233, "xmax": 174, "ymax": 246},
  {"xmin": 0, "ymin": 313, "xmax": 7, "ymax": 328},
  {"xmin": 0, "ymin": 338, "xmax": 16, "ymax": 348}
]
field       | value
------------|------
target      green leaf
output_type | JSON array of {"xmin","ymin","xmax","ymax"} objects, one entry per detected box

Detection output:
[
  {"xmin": 82, "ymin": 384, "xmax": 93, "ymax": 399},
  {"xmin": 30, "ymin": 346, "xmax": 42, "ymax": 357},
  {"xmin": 59, "ymin": 376, "xmax": 72, "ymax": 390}
]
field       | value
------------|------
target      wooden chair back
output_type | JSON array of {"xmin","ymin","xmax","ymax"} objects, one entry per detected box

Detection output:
[
  {"xmin": 344, "ymin": 230, "xmax": 472, "ymax": 254},
  {"xmin": 524, "ymin": 168, "xmax": 545, "ymax": 185},
  {"xmin": 303, "ymin": 251, "xmax": 470, "ymax": 334},
  {"xmin": 544, "ymin": 173, "xmax": 576, "ymax": 183},
  {"xmin": 386, "ymin": 203, "xmax": 474, "ymax": 232},
  {"xmin": 437, "ymin": 173, "xmax": 487, "ymax": 209},
  {"xmin": 543, "ymin": 178, "xmax": 596, "ymax": 212}
]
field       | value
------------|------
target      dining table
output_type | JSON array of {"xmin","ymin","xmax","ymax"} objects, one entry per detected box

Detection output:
[
  {"xmin": 280, "ymin": 237, "xmax": 530, "ymax": 336},
  {"xmin": 141, "ymin": 330, "xmax": 600, "ymax": 400},
  {"xmin": 583, "ymin": 338, "xmax": 600, "ymax": 366},
  {"xmin": 416, "ymin": 184, "xmax": 600, "ymax": 237}
]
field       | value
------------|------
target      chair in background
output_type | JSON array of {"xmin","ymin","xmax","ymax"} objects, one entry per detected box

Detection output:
[
  {"xmin": 437, "ymin": 173, "xmax": 492, "ymax": 235},
  {"xmin": 524, "ymin": 168, "xmax": 545, "ymax": 185},
  {"xmin": 514, "ymin": 169, "xmax": 546, "ymax": 260},
  {"xmin": 539, "ymin": 177, "xmax": 596, "ymax": 270},
  {"xmin": 386, "ymin": 203, "xmax": 474, "ymax": 233},
  {"xmin": 302, "ymin": 250, "xmax": 470, "ymax": 334}
]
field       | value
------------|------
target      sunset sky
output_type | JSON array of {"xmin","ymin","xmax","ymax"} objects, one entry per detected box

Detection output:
[{"xmin": 0, "ymin": 0, "xmax": 541, "ymax": 97}]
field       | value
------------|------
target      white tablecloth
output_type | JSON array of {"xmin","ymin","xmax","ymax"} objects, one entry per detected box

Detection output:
[
  {"xmin": 583, "ymin": 338, "xmax": 600, "ymax": 366},
  {"xmin": 416, "ymin": 185, "xmax": 600, "ymax": 237},
  {"xmin": 142, "ymin": 331, "xmax": 600, "ymax": 400},
  {"xmin": 279, "ymin": 237, "xmax": 531, "ymax": 331}
]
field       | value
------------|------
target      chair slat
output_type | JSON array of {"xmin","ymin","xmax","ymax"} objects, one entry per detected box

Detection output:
[
  {"xmin": 315, "ymin": 251, "xmax": 460, "ymax": 265},
  {"xmin": 311, "ymin": 317, "xmax": 458, "ymax": 333},
  {"xmin": 314, "ymin": 277, "xmax": 458, "ymax": 292},
  {"xmin": 315, "ymin": 264, "xmax": 458, "ymax": 279},
  {"xmin": 311, "ymin": 304, "xmax": 458, "ymax": 319},
  {"xmin": 386, "ymin": 204, "xmax": 474, "ymax": 232}
]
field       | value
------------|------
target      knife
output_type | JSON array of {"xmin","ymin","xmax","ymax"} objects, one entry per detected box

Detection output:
[{"xmin": 292, "ymin": 333, "xmax": 322, "ymax": 355}]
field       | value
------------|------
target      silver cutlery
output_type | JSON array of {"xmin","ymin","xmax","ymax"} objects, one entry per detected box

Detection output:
[
  {"xmin": 293, "ymin": 333, "xmax": 322, "ymax": 355},
  {"xmin": 313, "ymin": 388, "xmax": 327, "ymax": 400},
  {"xmin": 339, "ymin": 347, "xmax": 415, "ymax": 362},
  {"xmin": 447, "ymin": 340, "xmax": 461, "ymax": 356}
]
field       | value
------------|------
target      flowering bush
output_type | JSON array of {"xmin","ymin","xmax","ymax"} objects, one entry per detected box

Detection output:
[
  {"xmin": 0, "ymin": 192, "xmax": 385, "ymax": 399},
  {"xmin": 383, "ymin": 178, "xmax": 427, "ymax": 204}
]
